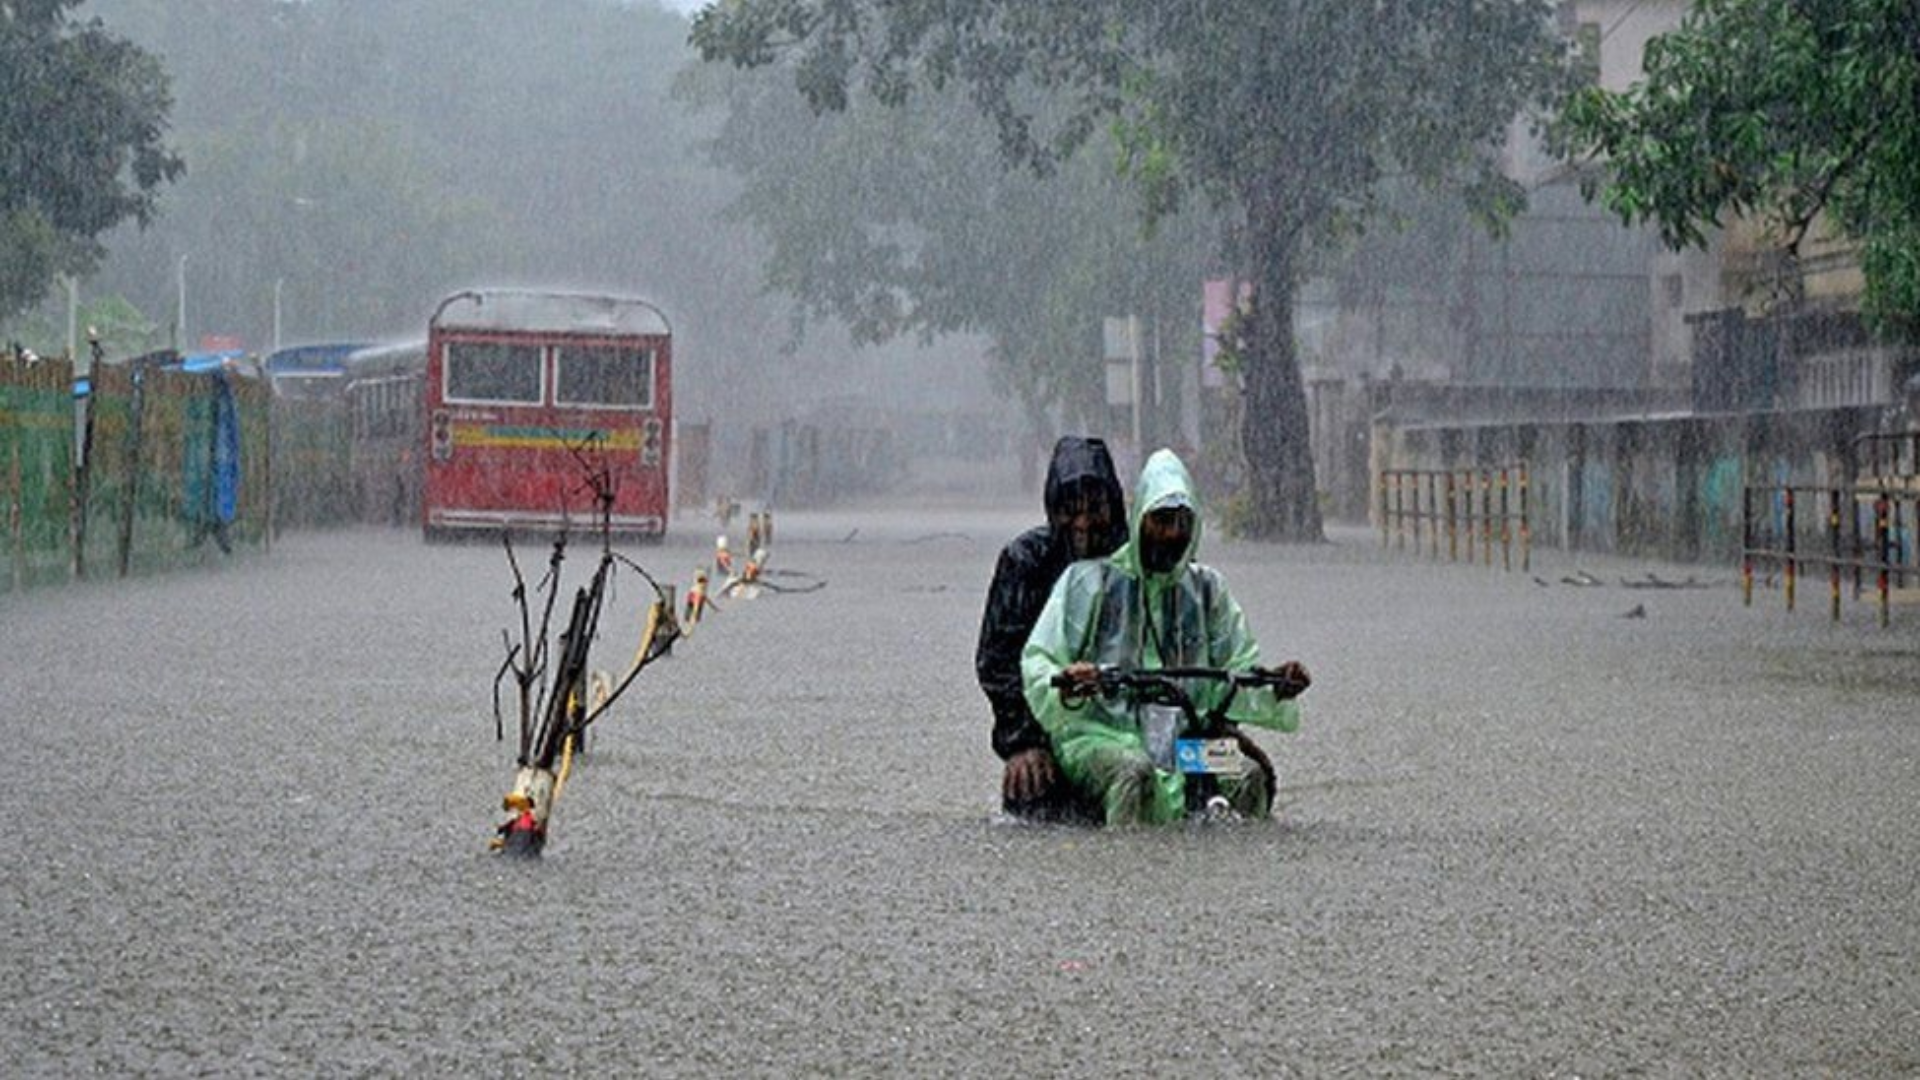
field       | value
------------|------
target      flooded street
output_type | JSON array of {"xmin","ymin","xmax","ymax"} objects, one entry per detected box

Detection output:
[{"xmin": 3, "ymin": 504, "xmax": 1917, "ymax": 1075}]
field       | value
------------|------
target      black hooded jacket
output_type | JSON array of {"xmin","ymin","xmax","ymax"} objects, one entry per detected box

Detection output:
[{"xmin": 976, "ymin": 436, "xmax": 1128, "ymax": 760}]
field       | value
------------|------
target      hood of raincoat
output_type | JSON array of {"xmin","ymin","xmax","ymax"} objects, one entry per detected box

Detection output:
[
  {"xmin": 1042, "ymin": 436, "xmax": 1127, "ymax": 558},
  {"xmin": 1113, "ymin": 449, "xmax": 1200, "ymax": 581}
]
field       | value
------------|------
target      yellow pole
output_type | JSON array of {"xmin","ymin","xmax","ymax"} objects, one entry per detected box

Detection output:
[
  {"xmin": 1741, "ymin": 485, "xmax": 1754, "ymax": 607},
  {"xmin": 1877, "ymin": 493, "xmax": 1891, "ymax": 628},
  {"xmin": 1446, "ymin": 471, "xmax": 1458, "ymax": 563},
  {"xmin": 1378, "ymin": 470, "xmax": 1389, "ymax": 549},
  {"xmin": 1519, "ymin": 463, "xmax": 1531, "ymax": 574},
  {"xmin": 1828, "ymin": 488, "xmax": 1842, "ymax": 623},
  {"xmin": 1499, "ymin": 467, "xmax": 1511, "ymax": 572},
  {"xmin": 1784, "ymin": 488, "xmax": 1797, "ymax": 612},
  {"xmin": 1482, "ymin": 470, "xmax": 1493, "ymax": 568}
]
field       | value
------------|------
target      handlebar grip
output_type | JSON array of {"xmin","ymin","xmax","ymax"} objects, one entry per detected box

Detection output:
[{"xmin": 1240, "ymin": 670, "xmax": 1309, "ymax": 698}]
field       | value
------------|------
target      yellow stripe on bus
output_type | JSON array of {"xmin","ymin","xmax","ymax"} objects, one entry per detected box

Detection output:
[{"xmin": 451, "ymin": 423, "xmax": 642, "ymax": 451}]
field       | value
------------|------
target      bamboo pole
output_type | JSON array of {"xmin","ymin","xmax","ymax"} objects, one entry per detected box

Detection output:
[{"xmin": 117, "ymin": 364, "xmax": 148, "ymax": 577}]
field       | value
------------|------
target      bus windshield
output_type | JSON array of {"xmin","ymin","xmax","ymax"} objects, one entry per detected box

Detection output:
[
  {"xmin": 557, "ymin": 345, "xmax": 653, "ymax": 409},
  {"xmin": 444, "ymin": 341, "xmax": 542, "ymax": 404}
]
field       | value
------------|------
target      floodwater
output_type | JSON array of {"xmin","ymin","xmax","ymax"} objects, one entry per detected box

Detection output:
[{"xmin": 2, "ymin": 503, "xmax": 1917, "ymax": 1075}]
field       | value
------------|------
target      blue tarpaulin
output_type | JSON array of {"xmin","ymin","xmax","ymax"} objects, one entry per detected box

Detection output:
[{"xmin": 181, "ymin": 364, "xmax": 243, "ymax": 537}]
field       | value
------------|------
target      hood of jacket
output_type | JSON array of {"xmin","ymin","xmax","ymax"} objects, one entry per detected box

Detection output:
[
  {"xmin": 1042, "ymin": 435, "xmax": 1127, "ymax": 556},
  {"xmin": 1114, "ymin": 448, "xmax": 1201, "ymax": 581}
]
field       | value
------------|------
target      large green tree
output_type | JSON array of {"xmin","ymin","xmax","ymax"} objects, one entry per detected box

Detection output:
[
  {"xmin": 694, "ymin": 0, "xmax": 1571, "ymax": 539},
  {"xmin": 0, "ymin": 0, "xmax": 183, "ymax": 321},
  {"xmin": 681, "ymin": 57, "xmax": 1217, "ymax": 450},
  {"xmin": 1558, "ymin": 0, "xmax": 1920, "ymax": 334}
]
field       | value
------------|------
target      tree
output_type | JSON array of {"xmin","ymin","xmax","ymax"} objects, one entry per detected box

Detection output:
[
  {"xmin": 679, "ymin": 56, "xmax": 1218, "ymax": 448},
  {"xmin": 0, "ymin": 0, "xmax": 183, "ymax": 321},
  {"xmin": 3, "ymin": 292, "xmax": 162, "ymax": 359},
  {"xmin": 1557, "ymin": 0, "xmax": 1920, "ymax": 335},
  {"xmin": 693, "ymin": 0, "xmax": 1571, "ymax": 539}
]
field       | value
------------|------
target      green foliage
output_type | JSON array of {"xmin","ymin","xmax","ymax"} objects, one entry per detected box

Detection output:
[
  {"xmin": 696, "ymin": 2, "xmax": 1571, "ymax": 236},
  {"xmin": 0, "ymin": 0, "xmax": 184, "ymax": 320},
  {"xmin": 1557, "ymin": 0, "xmax": 1920, "ymax": 332},
  {"xmin": 693, "ymin": 0, "xmax": 1574, "ymax": 539},
  {"xmin": 0, "ymin": 292, "xmax": 163, "ymax": 359},
  {"xmin": 680, "ymin": 53, "xmax": 1215, "ymax": 431}
]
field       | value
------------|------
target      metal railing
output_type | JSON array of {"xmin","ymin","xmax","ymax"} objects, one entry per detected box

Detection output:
[
  {"xmin": 1378, "ymin": 463, "xmax": 1531, "ymax": 573},
  {"xmin": 1854, "ymin": 431, "xmax": 1920, "ymax": 487},
  {"xmin": 1742, "ymin": 483, "xmax": 1915, "ymax": 626}
]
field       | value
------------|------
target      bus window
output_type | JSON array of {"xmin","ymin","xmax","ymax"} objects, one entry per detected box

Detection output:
[
  {"xmin": 445, "ymin": 341, "xmax": 543, "ymax": 404},
  {"xmin": 556, "ymin": 345, "xmax": 653, "ymax": 410}
]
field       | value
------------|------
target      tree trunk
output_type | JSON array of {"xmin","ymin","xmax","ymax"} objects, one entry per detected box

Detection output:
[{"xmin": 1238, "ymin": 200, "xmax": 1324, "ymax": 541}]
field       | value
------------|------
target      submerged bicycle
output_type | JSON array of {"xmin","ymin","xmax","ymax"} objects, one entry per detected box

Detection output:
[{"xmin": 1049, "ymin": 665, "xmax": 1309, "ymax": 820}]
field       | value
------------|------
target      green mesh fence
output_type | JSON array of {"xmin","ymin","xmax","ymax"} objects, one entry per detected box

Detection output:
[
  {"xmin": 272, "ymin": 397, "xmax": 352, "ymax": 529},
  {"xmin": 2, "ymin": 356, "xmax": 274, "ymax": 591}
]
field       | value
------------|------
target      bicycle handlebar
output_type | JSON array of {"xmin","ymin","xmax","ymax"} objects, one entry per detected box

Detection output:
[{"xmin": 1048, "ymin": 664, "xmax": 1309, "ymax": 701}]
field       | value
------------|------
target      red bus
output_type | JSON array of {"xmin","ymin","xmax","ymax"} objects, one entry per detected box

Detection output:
[
  {"xmin": 344, "ymin": 339, "xmax": 427, "ymax": 526},
  {"xmin": 423, "ymin": 290, "xmax": 672, "ymax": 539}
]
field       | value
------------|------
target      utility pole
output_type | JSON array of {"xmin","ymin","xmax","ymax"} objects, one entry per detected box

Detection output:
[
  {"xmin": 64, "ymin": 275, "xmax": 78, "ymax": 360},
  {"xmin": 175, "ymin": 253, "xmax": 189, "ymax": 351}
]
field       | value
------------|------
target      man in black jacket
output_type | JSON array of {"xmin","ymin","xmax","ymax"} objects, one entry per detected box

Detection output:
[{"xmin": 976, "ymin": 436, "xmax": 1128, "ymax": 819}]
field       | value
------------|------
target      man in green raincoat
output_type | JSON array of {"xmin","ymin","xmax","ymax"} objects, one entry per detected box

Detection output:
[{"xmin": 1020, "ymin": 449, "xmax": 1309, "ymax": 825}]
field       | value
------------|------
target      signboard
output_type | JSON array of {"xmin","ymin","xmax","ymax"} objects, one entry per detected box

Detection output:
[
  {"xmin": 1105, "ymin": 358, "xmax": 1134, "ymax": 407},
  {"xmin": 1102, "ymin": 316, "xmax": 1137, "ymax": 361},
  {"xmin": 1103, "ymin": 315, "xmax": 1137, "ymax": 407},
  {"xmin": 1175, "ymin": 737, "xmax": 1246, "ymax": 776}
]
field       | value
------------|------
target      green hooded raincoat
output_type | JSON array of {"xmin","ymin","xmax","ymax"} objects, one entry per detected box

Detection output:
[{"xmin": 1020, "ymin": 449, "xmax": 1300, "ymax": 824}]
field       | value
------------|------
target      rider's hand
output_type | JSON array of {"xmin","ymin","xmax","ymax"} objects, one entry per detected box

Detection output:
[
  {"xmin": 1056, "ymin": 662, "xmax": 1101, "ymax": 699},
  {"xmin": 1003, "ymin": 747, "xmax": 1060, "ymax": 804},
  {"xmin": 1263, "ymin": 660, "xmax": 1311, "ymax": 698}
]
